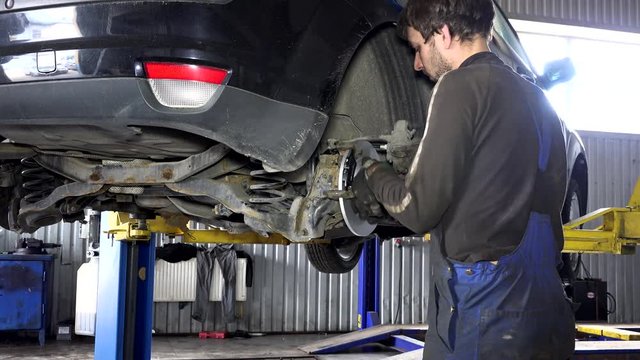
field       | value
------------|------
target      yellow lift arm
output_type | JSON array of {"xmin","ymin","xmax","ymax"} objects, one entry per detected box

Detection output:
[
  {"xmin": 105, "ymin": 212, "xmax": 290, "ymax": 245},
  {"xmin": 562, "ymin": 178, "xmax": 640, "ymax": 254},
  {"xmin": 106, "ymin": 179, "xmax": 640, "ymax": 255}
]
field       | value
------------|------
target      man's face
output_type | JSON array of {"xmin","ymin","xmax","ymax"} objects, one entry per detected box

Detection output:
[{"xmin": 407, "ymin": 27, "xmax": 452, "ymax": 82}]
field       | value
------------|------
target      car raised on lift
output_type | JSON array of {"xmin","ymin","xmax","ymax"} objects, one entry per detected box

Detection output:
[{"xmin": 0, "ymin": 0, "xmax": 587, "ymax": 273}]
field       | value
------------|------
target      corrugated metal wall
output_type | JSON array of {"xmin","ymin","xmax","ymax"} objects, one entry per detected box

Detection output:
[
  {"xmin": 578, "ymin": 131, "xmax": 640, "ymax": 323},
  {"xmin": 379, "ymin": 238, "xmax": 430, "ymax": 326},
  {"xmin": 495, "ymin": 0, "xmax": 640, "ymax": 33},
  {"xmin": 150, "ymin": 237, "xmax": 430, "ymax": 334},
  {"xmin": 1, "ymin": 131, "xmax": 639, "ymax": 333}
]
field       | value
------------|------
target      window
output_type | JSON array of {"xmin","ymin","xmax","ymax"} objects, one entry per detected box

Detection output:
[{"xmin": 512, "ymin": 20, "xmax": 640, "ymax": 135}]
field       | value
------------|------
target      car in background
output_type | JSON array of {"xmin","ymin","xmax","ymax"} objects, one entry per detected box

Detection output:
[{"xmin": 0, "ymin": 0, "xmax": 587, "ymax": 273}]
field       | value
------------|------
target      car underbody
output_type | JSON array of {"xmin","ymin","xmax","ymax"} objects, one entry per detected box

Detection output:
[{"xmin": 0, "ymin": 117, "xmax": 420, "ymax": 242}]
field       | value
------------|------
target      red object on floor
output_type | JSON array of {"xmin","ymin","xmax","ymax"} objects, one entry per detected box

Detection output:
[{"xmin": 199, "ymin": 331, "xmax": 227, "ymax": 339}]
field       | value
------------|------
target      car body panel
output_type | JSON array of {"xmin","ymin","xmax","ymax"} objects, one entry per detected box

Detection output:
[
  {"xmin": 0, "ymin": 0, "xmax": 385, "ymax": 111},
  {"xmin": 0, "ymin": 0, "xmax": 405, "ymax": 170},
  {"xmin": 0, "ymin": 78, "xmax": 327, "ymax": 171}
]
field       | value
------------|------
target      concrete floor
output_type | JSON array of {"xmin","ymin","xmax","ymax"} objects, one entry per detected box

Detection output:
[
  {"xmin": 3, "ymin": 333, "xmax": 640, "ymax": 359},
  {"xmin": 0, "ymin": 333, "xmax": 400, "ymax": 360}
]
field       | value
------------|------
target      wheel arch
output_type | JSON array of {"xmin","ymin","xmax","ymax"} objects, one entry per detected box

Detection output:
[
  {"xmin": 319, "ymin": 21, "xmax": 430, "ymax": 146},
  {"xmin": 275, "ymin": 0, "xmax": 404, "ymax": 113},
  {"xmin": 317, "ymin": 20, "xmax": 403, "ymax": 112}
]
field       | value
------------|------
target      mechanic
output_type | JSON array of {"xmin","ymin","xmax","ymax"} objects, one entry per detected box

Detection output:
[{"xmin": 352, "ymin": 0, "xmax": 575, "ymax": 358}]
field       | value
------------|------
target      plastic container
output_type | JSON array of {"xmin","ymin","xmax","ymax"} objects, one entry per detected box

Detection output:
[{"xmin": 74, "ymin": 256, "xmax": 99, "ymax": 336}]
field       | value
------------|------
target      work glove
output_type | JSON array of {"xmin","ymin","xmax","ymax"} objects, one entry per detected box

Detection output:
[
  {"xmin": 350, "ymin": 169, "xmax": 384, "ymax": 221},
  {"xmin": 362, "ymin": 156, "xmax": 397, "ymax": 183}
]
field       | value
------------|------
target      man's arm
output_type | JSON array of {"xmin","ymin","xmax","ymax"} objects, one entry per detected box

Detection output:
[{"xmin": 366, "ymin": 72, "xmax": 477, "ymax": 234}]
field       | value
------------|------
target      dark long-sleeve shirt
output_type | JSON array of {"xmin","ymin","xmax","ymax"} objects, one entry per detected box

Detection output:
[{"xmin": 367, "ymin": 52, "xmax": 567, "ymax": 263}]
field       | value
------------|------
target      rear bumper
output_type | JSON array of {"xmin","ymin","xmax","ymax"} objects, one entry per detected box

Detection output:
[
  {"xmin": 0, "ymin": 77, "xmax": 327, "ymax": 171},
  {"xmin": 0, "ymin": 0, "xmax": 372, "ymax": 112}
]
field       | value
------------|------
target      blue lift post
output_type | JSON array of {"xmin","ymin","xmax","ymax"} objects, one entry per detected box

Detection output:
[
  {"xmin": 357, "ymin": 237, "xmax": 381, "ymax": 330},
  {"xmin": 95, "ymin": 233, "xmax": 156, "ymax": 360}
]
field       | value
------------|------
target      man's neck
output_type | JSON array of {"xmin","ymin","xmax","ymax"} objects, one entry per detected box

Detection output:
[{"xmin": 451, "ymin": 38, "xmax": 490, "ymax": 69}]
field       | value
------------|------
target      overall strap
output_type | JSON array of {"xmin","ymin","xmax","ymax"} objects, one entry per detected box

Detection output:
[{"xmin": 531, "ymin": 114, "xmax": 554, "ymax": 214}]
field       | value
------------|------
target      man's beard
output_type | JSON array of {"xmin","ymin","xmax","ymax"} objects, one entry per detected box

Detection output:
[{"xmin": 426, "ymin": 42, "xmax": 452, "ymax": 82}]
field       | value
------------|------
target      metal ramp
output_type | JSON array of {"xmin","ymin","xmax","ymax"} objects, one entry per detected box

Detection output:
[
  {"xmin": 575, "ymin": 341, "xmax": 640, "ymax": 356},
  {"xmin": 383, "ymin": 349, "xmax": 423, "ymax": 360},
  {"xmin": 299, "ymin": 324, "xmax": 427, "ymax": 355}
]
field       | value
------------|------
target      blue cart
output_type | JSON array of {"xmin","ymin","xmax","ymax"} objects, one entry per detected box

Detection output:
[{"xmin": 0, "ymin": 254, "xmax": 54, "ymax": 346}]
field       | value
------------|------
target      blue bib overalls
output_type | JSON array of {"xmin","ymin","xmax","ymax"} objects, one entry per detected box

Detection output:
[{"xmin": 423, "ymin": 116, "xmax": 575, "ymax": 359}]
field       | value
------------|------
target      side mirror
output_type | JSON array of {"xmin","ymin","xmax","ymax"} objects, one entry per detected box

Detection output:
[{"xmin": 539, "ymin": 57, "xmax": 575, "ymax": 90}]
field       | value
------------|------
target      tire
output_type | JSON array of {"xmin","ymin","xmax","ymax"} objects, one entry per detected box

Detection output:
[
  {"xmin": 0, "ymin": 188, "xmax": 10, "ymax": 230},
  {"xmin": 305, "ymin": 241, "xmax": 363, "ymax": 274},
  {"xmin": 562, "ymin": 178, "xmax": 586, "ymax": 224},
  {"xmin": 309, "ymin": 27, "xmax": 429, "ymax": 272},
  {"xmin": 312, "ymin": 26, "xmax": 433, "ymax": 273},
  {"xmin": 559, "ymin": 178, "xmax": 587, "ymax": 282},
  {"xmin": 0, "ymin": 160, "xmax": 18, "ymax": 231}
]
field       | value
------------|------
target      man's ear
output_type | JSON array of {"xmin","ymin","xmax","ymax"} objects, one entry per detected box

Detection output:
[{"xmin": 440, "ymin": 24, "xmax": 453, "ymax": 49}]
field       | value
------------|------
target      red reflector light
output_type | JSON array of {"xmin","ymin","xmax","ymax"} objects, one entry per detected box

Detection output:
[{"xmin": 143, "ymin": 62, "xmax": 229, "ymax": 84}]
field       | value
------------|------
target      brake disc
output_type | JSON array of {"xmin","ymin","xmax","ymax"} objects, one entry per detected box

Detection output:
[{"xmin": 338, "ymin": 141, "xmax": 381, "ymax": 237}]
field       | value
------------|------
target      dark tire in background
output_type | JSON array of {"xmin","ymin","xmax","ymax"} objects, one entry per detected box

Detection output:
[
  {"xmin": 559, "ymin": 178, "xmax": 587, "ymax": 282},
  {"xmin": 310, "ymin": 26, "xmax": 430, "ymax": 273},
  {"xmin": 0, "ymin": 187, "xmax": 10, "ymax": 230},
  {"xmin": 305, "ymin": 241, "xmax": 363, "ymax": 274}
]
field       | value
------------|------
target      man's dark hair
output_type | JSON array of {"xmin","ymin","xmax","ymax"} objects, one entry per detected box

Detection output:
[{"xmin": 398, "ymin": 0, "xmax": 495, "ymax": 43}]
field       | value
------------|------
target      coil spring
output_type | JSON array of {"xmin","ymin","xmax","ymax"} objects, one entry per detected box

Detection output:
[
  {"xmin": 248, "ymin": 170, "xmax": 288, "ymax": 205},
  {"xmin": 20, "ymin": 157, "xmax": 57, "ymax": 204}
]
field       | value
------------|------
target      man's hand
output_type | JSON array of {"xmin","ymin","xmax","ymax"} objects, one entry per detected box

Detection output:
[
  {"xmin": 362, "ymin": 156, "xmax": 397, "ymax": 182},
  {"xmin": 350, "ymin": 170, "xmax": 384, "ymax": 221}
]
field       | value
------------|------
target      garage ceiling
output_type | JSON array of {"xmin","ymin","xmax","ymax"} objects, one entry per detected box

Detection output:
[{"xmin": 495, "ymin": 0, "xmax": 640, "ymax": 33}]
